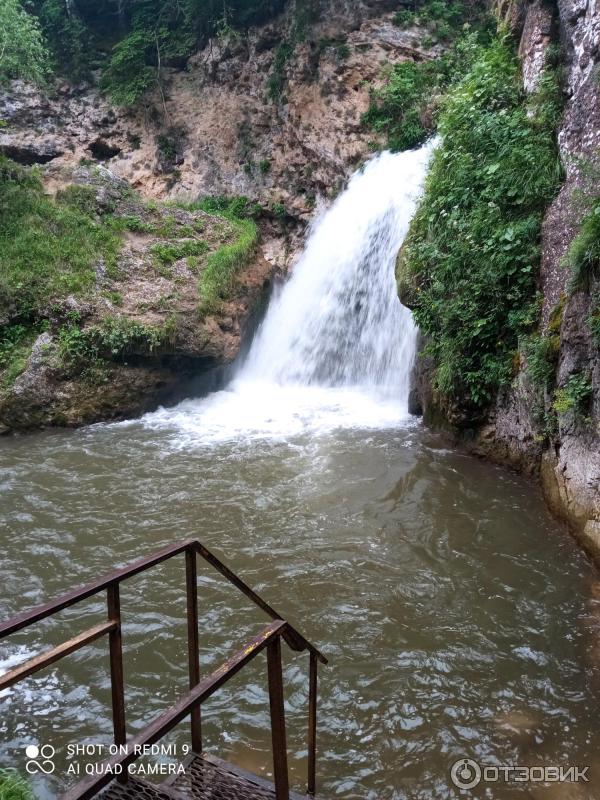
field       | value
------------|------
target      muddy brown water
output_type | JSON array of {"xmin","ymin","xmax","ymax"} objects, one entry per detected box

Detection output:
[{"xmin": 1, "ymin": 416, "xmax": 600, "ymax": 799}]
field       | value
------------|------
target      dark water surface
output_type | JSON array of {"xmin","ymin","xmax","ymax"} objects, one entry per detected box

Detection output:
[{"xmin": 1, "ymin": 417, "xmax": 599, "ymax": 799}]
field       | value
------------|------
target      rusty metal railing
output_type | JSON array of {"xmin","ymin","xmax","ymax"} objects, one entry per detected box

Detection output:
[{"xmin": 0, "ymin": 539, "xmax": 327, "ymax": 800}]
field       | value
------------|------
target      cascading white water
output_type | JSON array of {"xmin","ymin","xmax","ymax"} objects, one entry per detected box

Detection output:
[
  {"xmin": 139, "ymin": 142, "xmax": 434, "ymax": 443},
  {"xmin": 243, "ymin": 144, "xmax": 433, "ymax": 398}
]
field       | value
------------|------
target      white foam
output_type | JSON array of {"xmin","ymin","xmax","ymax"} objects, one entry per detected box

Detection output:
[
  {"xmin": 136, "ymin": 144, "xmax": 435, "ymax": 446},
  {"xmin": 140, "ymin": 379, "xmax": 415, "ymax": 446}
]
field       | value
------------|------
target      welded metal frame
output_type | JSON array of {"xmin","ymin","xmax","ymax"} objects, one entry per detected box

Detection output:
[{"xmin": 0, "ymin": 540, "xmax": 327, "ymax": 800}]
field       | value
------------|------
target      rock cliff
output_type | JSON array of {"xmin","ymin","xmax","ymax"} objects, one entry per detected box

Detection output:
[{"xmin": 437, "ymin": 0, "xmax": 600, "ymax": 560}]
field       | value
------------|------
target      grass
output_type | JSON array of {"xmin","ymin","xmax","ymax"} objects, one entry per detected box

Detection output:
[
  {"xmin": 0, "ymin": 770, "xmax": 33, "ymax": 800},
  {"xmin": 0, "ymin": 157, "xmax": 122, "ymax": 320},
  {"xmin": 199, "ymin": 218, "xmax": 258, "ymax": 313},
  {"xmin": 151, "ymin": 239, "xmax": 209, "ymax": 267}
]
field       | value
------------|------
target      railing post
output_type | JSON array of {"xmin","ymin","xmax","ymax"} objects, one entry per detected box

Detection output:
[
  {"xmin": 307, "ymin": 652, "xmax": 318, "ymax": 796},
  {"xmin": 106, "ymin": 582, "xmax": 127, "ymax": 782},
  {"xmin": 267, "ymin": 636, "xmax": 290, "ymax": 800},
  {"xmin": 186, "ymin": 547, "xmax": 202, "ymax": 753}
]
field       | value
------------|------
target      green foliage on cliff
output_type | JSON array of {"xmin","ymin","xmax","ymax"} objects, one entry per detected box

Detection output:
[
  {"xmin": 363, "ymin": 2, "xmax": 492, "ymax": 150},
  {"xmin": 392, "ymin": 0, "xmax": 481, "ymax": 42},
  {"xmin": 27, "ymin": 0, "xmax": 287, "ymax": 102},
  {"xmin": 522, "ymin": 332, "xmax": 560, "ymax": 392},
  {"xmin": 363, "ymin": 58, "xmax": 442, "ymax": 151},
  {"xmin": 0, "ymin": 156, "xmax": 121, "ymax": 321},
  {"xmin": 265, "ymin": 0, "xmax": 320, "ymax": 102},
  {"xmin": 200, "ymin": 218, "xmax": 258, "ymax": 312},
  {"xmin": 58, "ymin": 315, "xmax": 168, "ymax": 365},
  {"xmin": 0, "ymin": 0, "xmax": 50, "ymax": 84},
  {"xmin": 402, "ymin": 37, "xmax": 562, "ymax": 410},
  {"xmin": 552, "ymin": 372, "xmax": 592, "ymax": 417},
  {"xmin": 567, "ymin": 200, "xmax": 600, "ymax": 292},
  {"xmin": 0, "ymin": 325, "xmax": 39, "ymax": 387}
]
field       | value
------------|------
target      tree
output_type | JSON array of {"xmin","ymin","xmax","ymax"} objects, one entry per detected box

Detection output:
[{"xmin": 0, "ymin": 0, "xmax": 50, "ymax": 84}]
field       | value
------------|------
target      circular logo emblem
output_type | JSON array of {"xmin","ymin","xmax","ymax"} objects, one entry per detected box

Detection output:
[
  {"xmin": 25, "ymin": 744, "xmax": 55, "ymax": 774},
  {"xmin": 450, "ymin": 758, "xmax": 482, "ymax": 790}
]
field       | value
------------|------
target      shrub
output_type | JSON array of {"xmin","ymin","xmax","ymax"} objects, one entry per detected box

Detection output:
[
  {"xmin": 100, "ymin": 29, "xmax": 157, "ymax": 106},
  {"xmin": 0, "ymin": 0, "xmax": 50, "ymax": 85},
  {"xmin": 403, "ymin": 37, "xmax": 562, "ymax": 409},
  {"xmin": 552, "ymin": 372, "xmax": 592, "ymax": 417}
]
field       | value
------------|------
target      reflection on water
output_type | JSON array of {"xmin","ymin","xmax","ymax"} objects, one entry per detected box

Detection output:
[{"xmin": 1, "ymin": 415, "xmax": 599, "ymax": 799}]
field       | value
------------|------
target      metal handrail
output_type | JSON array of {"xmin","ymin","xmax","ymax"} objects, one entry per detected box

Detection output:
[{"xmin": 0, "ymin": 540, "xmax": 327, "ymax": 799}]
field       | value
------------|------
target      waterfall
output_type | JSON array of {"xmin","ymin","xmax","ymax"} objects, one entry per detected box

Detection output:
[
  {"xmin": 242, "ymin": 144, "xmax": 433, "ymax": 400},
  {"xmin": 139, "ymin": 142, "xmax": 434, "ymax": 443}
]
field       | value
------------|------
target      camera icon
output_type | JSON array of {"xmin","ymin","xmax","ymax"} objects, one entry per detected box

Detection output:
[{"xmin": 25, "ymin": 744, "xmax": 56, "ymax": 774}]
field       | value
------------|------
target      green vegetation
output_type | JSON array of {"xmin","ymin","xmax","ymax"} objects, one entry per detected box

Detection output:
[
  {"xmin": 0, "ymin": 325, "xmax": 39, "ymax": 387},
  {"xmin": 402, "ymin": 37, "xmax": 562, "ymax": 410},
  {"xmin": 393, "ymin": 0, "xmax": 480, "ymax": 42},
  {"xmin": 266, "ymin": 40, "xmax": 294, "ymax": 102},
  {"xmin": 362, "ymin": 29, "xmax": 491, "ymax": 151},
  {"xmin": 0, "ymin": 156, "xmax": 122, "ymax": 321},
  {"xmin": 552, "ymin": 372, "xmax": 592, "ymax": 417},
  {"xmin": 0, "ymin": 769, "xmax": 33, "ymax": 800},
  {"xmin": 566, "ymin": 200, "xmax": 600, "ymax": 292},
  {"xmin": 266, "ymin": 0, "xmax": 320, "ymax": 102},
  {"xmin": 522, "ymin": 332, "xmax": 560, "ymax": 392},
  {"xmin": 151, "ymin": 239, "xmax": 209, "ymax": 267},
  {"xmin": 58, "ymin": 315, "xmax": 169, "ymax": 365},
  {"xmin": 363, "ymin": 1, "xmax": 493, "ymax": 150},
  {"xmin": 0, "ymin": 145, "xmax": 261, "ymax": 394},
  {"xmin": 188, "ymin": 195, "xmax": 261, "ymax": 220},
  {"xmin": 200, "ymin": 218, "xmax": 258, "ymax": 312},
  {"xmin": 0, "ymin": 0, "xmax": 49, "ymax": 84},
  {"xmin": 589, "ymin": 291, "xmax": 600, "ymax": 345},
  {"xmin": 25, "ymin": 0, "xmax": 287, "ymax": 103}
]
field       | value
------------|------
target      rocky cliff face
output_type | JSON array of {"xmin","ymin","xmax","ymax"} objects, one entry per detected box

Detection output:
[
  {"xmin": 1, "ymin": 0, "xmax": 432, "ymax": 263},
  {"xmin": 461, "ymin": 0, "xmax": 600, "ymax": 559}
]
